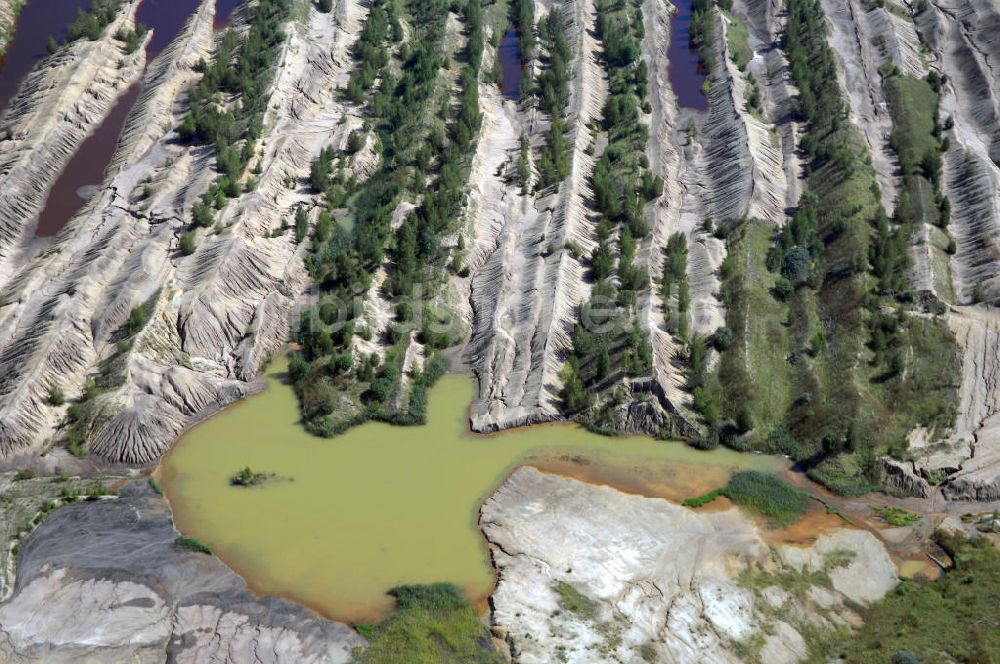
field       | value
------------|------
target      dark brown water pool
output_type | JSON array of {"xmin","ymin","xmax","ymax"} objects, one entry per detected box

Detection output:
[
  {"xmin": 668, "ymin": 0, "xmax": 709, "ymax": 111},
  {"xmin": 33, "ymin": 83, "xmax": 140, "ymax": 237},
  {"xmin": 0, "ymin": 0, "xmax": 94, "ymax": 115},
  {"xmin": 498, "ymin": 28, "xmax": 521, "ymax": 100}
]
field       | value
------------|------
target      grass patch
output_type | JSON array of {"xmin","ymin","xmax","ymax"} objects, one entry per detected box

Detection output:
[
  {"xmin": 724, "ymin": 471, "xmax": 809, "ymax": 527},
  {"xmin": 174, "ymin": 535, "xmax": 212, "ymax": 554},
  {"xmin": 833, "ymin": 533, "xmax": 1000, "ymax": 662},
  {"xmin": 554, "ymin": 581, "xmax": 599, "ymax": 620},
  {"xmin": 725, "ymin": 13, "xmax": 753, "ymax": 71},
  {"xmin": 355, "ymin": 583, "xmax": 503, "ymax": 663},
  {"xmin": 885, "ymin": 75, "xmax": 940, "ymax": 172},
  {"xmin": 873, "ymin": 506, "xmax": 920, "ymax": 527},
  {"xmin": 714, "ymin": 220, "xmax": 792, "ymax": 441},
  {"xmin": 684, "ymin": 471, "xmax": 808, "ymax": 528}
]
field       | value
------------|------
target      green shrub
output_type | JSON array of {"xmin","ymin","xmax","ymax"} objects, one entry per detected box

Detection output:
[
  {"xmin": 47, "ymin": 385, "xmax": 65, "ymax": 406},
  {"xmin": 229, "ymin": 466, "xmax": 272, "ymax": 486},
  {"xmin": 126, "ymin": 299, "xmax": 155, "ymax": 336},
  {"xmin": 192, "ymin": 201, "xmax": 215, "ymax": 228},
  {"xmin": 15, "ymin": 468, "xmax": 37, "ymax": 481},
  {"xmin": 772, "ymin": 277, "xmax": 793, "ymax": 300},
  {"xmin": 711, "ymin": 326, "xmax": 734, "ymax": 351},
  {"xmin": 873, "ymin": 506, "xmax": 920, "ymax": 527},
  {"xmin": 179, "ymin": 231, "xmax": 197, "ymax": 255},
  {"xmin": 175, "ymin": 536, "xmax": 212, "ymax": 554}
]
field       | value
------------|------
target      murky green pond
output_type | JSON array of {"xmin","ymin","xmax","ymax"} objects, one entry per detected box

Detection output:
[{"xmin": 157, "ymin": 358, "xmax": 784, "ymax": 623}]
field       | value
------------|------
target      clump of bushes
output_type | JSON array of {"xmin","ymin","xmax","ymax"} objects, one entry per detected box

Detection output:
[
  {"xmin": 229, "ymin": 466, "xmax": 273, "ymax": 486},
  {"xmin": 114, "ymin": 23, "xmax": 149, "ymax": 54},
  {"xmin": 47, "ymin": 385, "xmax": 65, "ymax": 406},
  {"xmin": 683, "ymin": 470, "xmax": 809, "ymax": 528},
  {"xmin": 68, "ymin": 0, "xmax": 122, "ymax": 42}
]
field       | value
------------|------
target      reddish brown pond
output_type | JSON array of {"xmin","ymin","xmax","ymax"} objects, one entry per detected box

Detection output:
[
  {"xmin": 33, "ymin": 83, "xmax": 140, "ymax": 237},
  {"xmin": 138, "ymin": 0, "xmax": 211, "ymax": 55},
  {"xmin": 215, "ymin": 0, "xmax": 243, "ymax": 28},
  {"xmin": 32, "ymin": 0, "xmax": 226, "ymax": 237},
  {"xmin": 668, "ymin": 0, "xmax": 709, "ymax": 111},
  {"xmin": 0, "ymin": 0, "xmax": 94, "ymax": 115}
]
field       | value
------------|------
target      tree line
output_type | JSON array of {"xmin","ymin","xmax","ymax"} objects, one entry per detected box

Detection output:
[
  {"xmin": 292, "ymin": 0, "xmax": 486, "ymax": 435},
  {"xmin": 174, "ymin": 0, "xmax": 292, "ymax": 253},
  {"xmin": 697, "ymin": 0, "xmax": 960, "ymax": 495},
  {"xmin": 561, "ymin": 0, "xmax": 660, "ymax": 422}
]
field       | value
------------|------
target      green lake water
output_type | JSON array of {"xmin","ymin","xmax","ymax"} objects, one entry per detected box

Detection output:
[{"xmin": 157, "ymin": 358, "xmax": 784, "ymax": 623}]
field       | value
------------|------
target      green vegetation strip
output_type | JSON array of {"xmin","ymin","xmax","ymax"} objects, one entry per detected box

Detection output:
[
  {"xmin": 534, "ymin": 10, "xmax": 572, "ymax": 191},
  {"xmin": 174, "ymin": 535, "xmax": 212, "ymax": 554},
  {"xmin": 873, "ymin": 506, "xmax": 920, "ymax": 527},
  {"xmin": 293, "ymin": 0, "xmax": 485, "ymax": 436},
  {"xmin": 884, "ymin": 71, "xmax": 956, "ymax": 303},
  {"xmin": 561, "ymin": 0, "xmax": 658, "ymax": 422},
  {"xmin": 554, "ymin": 581, "xmax": 599, "ymax": 620}
]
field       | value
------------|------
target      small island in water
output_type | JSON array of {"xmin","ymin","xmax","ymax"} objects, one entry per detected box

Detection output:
[{"xmin": 229, "ymin": 466, "xmax": 275, "ymax": 487}]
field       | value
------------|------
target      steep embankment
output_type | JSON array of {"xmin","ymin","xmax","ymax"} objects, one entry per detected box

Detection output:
[
  {"xmin": 0, "ymin": 480, "xmax": 363, "ymax": 662},
  {"xmin": 92, "ymin": 1, "xmax": 368, "ymax": 463},
  {"xmin": 730, "ymin": 0, "xmax": 804, "ymax": 212},
  {"xmin": 0, "ymin": 2, "xmax": 368, "ymax": 464},
  {"xmin": 0, "ymin": 0, "xmax": 147, "ymax": 279},
  {"xmin": 686, "ymin": 5, "xmax": 790, "ymax": 338},
  {"xmin": 638, "ymin": 0, "xmax": 798, "ymax": 439},
  {"xmin": 818, "ymin": 0, "xmax": 902, "ymax": 211},
  {"xmin": 888, "ymin": 0, "xmax": 1000, "ymax": 500},
  {"xmin": 467, "ymin": 0, "xmax": 607, "ymax": 432},
  {"xmin": 482, "ymin": 467, "xmax": 898, "ymax": 662},
  {"xmin": 0, "ymin": 0, "xmax": 217, "ymax": 461}
]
